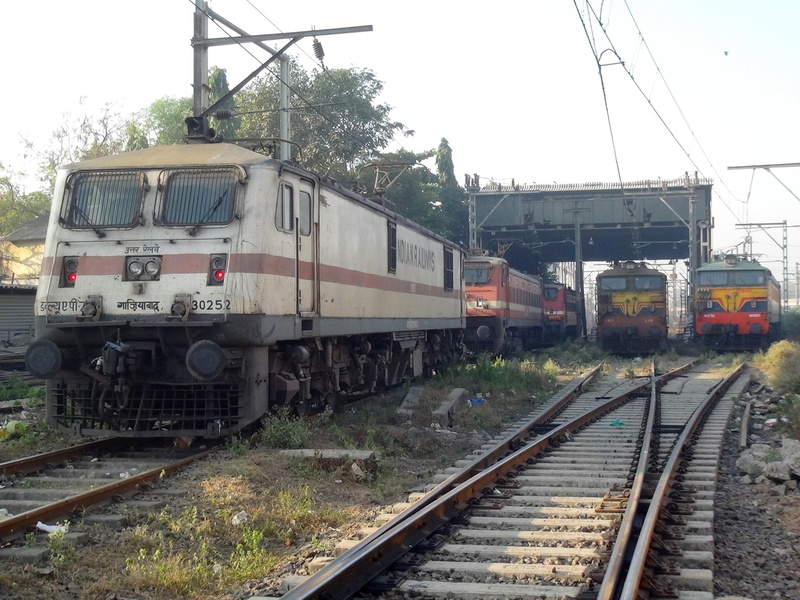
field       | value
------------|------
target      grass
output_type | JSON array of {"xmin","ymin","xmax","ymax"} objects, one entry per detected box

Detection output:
[
  {"xmin": 752, "ymin": 340, "xmax": 800, "ymax": 439},
  {"xmin": 0, "ymin": 341, "xmax": 638, "ymax": 599},
  {"xmin": 0, "ymin": 372, "xmax": 45, "ymax": 403},
  {"xmin": 754, "ymin": 340, "xmax": 800, "ymax": 395}
]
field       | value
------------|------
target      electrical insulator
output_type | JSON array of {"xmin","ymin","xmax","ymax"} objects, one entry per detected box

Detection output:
[
  {"xmin": 312, "ymin": 37, "xmax": 325, "ymax": 65},
  {"xmin": 214, "ymin": 109, "xmax": 232, "ymax": 120}
]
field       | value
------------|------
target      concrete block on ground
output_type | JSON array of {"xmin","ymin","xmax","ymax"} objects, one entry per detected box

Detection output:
[
  {"xmin": 397, "ymin": 386, "xmax": 425, "ymax": 417},
  {"xmin": 432, "ymin": 388, "xmax": 468, "ymax": 428}
]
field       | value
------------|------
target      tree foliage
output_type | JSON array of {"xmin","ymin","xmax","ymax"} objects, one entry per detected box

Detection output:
[
  {"xmin": 0, "ymin": 166, "xmax": 50, "ymax": 236},
  {"xmin": 208, "ymin": 66, "xmax": 241, "ymax": 141},
  {"xmin": 236, "ymin": 64, "xmax": 407, "ymax": 179},
  {"xmin": 24, "ymin": 100, "xmax": 130, "ymax": 190},
  {"xmin": 5, "ymin": 63, "xmax": 473, "ymax": 253}
]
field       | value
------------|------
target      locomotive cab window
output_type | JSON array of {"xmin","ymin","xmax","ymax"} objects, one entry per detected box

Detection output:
[
  {"xmin": 387, "ymin": 222, "xmax": 397, "ymax": 273},
  {"xmin": 464, "ymin": 265, "xmax": 490, "ymax": 284},
  {"xmin": 299, "ymin": 190, "xmax": 312, "ymax": 236},
  {"xmin": 635, "ymin": 276, "xmax": 662, "ymax": 290},
  {"xmin": 599, "ymin": 277, "xmax": 626, "ymax": 291},
  {"xmin": 63, "ymin": 170, "xmax": 146, "ymax": 229},
  {"xmin": 444, "ymin": 247, "xmax": 454, "ymax": 291},
  {"xmin": 159, "ymin": 168, "xmax": 239, "ymax": 226},
  {"xmin": 276, "ymin": 184, "xmax": 294, "ymax": 232},
  {"xmin": 732, "ymin": 271, "xmax": 765, "ymax": 285}
]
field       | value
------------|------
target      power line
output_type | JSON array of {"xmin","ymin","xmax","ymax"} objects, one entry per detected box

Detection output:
[
  {"xmin": 576, "ymin": 0, "xmax": 742, "ymax": 226},
  {"xmin": 191, "ymin": 0, "xmax": 386, "ymax": 167}
]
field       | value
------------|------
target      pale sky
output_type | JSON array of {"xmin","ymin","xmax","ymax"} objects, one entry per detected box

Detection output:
[{"xmin": 2, "ymin": 0, "xmax": 799, "ymax": 287}]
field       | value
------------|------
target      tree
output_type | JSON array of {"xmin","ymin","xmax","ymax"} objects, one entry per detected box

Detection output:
[
  {"xmin": 236, "ymin": 64, "xmax": 408, "ymax": 177},
  {"xmin": 24, "ymin": 99, "xmax": 130, "ymax": 190},
  {"xmin": 139, "ymin": 96, "xmax": 193, "ymax": 147},
  {"xmin": 434, "ymin": 138, "xmax": 469, "ymax": 247},
  {"xmin": 0, "ymin": 165, "xmax": 50, "ymax": 236},
  {"xmin": 208, "ymin": 66, "xmax": 241, "ymax": 141}
]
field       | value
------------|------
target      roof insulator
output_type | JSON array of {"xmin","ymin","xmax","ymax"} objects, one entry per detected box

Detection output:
[{"xmin": 312, "ymin": 37, "xmax": 325, "ymax": 67}]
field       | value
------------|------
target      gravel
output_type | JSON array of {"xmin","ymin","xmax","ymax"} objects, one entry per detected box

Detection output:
[{"xmin": 713, "ymin": 413, "xmax": 800, "ymax": 600}]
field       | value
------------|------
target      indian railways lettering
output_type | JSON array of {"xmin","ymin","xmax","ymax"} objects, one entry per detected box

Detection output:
[{"xmin": 398, "ymin": 239, "xmax": 435, "ymax": 271}]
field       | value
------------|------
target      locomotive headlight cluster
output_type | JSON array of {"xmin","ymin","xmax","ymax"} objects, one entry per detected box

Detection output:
[{"xmin": 125, "ymin": 256, "xmax": 162, "ymax": 281}]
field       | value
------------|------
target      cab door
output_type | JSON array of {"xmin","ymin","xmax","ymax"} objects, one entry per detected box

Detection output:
[{"xmin": 296, "ymin": 180, "xmax": 318, "ymax": 316}]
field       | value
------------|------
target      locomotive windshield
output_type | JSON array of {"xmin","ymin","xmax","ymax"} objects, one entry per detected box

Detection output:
[
  {"xmin": 598, "ymin": 277, "xmax": 626, "ymax": 291},
  {"xmin": 634, "ymin": 276, "xmax": 663, "ymax": 290},
  {"xmin": 544, "ymin": 287, "xmax": 559, "ymax": 299},
  {"xmin": 697, "ymin": 270, "xmax": 766, "ymax": 286},
  {"xmin": 464, "ymin": 264, "xmax": 490, "ymax": 284},
  {"xmin": 64, "ymin": 170, "xmax": 145, "ymax": 228},
  {"xmin": 599, "ymin": 275, "xmax": 662, "ymax": 291},
  {"xmin": 160, "ymin": 168, "xmax": 239, "ymax": 225}
]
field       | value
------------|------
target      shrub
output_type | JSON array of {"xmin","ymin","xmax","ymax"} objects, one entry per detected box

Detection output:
[
  {"xmin": 256, "ymin": 409, "xmax": 312, "ymax": 448},
  {"xmin": 781, "ymin": 307, "xmax": 800, "ymax": 341},
  {"xmin": 753, "ymin": 340, "xmax": 800, "ymax": 394}
]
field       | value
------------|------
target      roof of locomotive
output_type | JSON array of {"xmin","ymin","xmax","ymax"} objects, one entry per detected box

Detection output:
[
  {"xmin": 697, "ymin": 255, "xmax": 771, "ymax": 272},
  {"xmin": 62, "ymin": 143, "xmax": 272, "ymax": 170},
  {"xmin": 464, "ymin": 255, "xmax": 506, "ymax": 266},
  {"xmin": 58, "ymin": 143, "xmax": 465, "ymax": 252},
  {"xmin": 597, "ymin": 260, "xmax": 665, "ymax": 278}
]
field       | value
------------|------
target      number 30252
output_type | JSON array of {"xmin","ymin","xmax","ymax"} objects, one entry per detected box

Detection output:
[{"xmin": 191, "ymin": 299, "xmax": 231, "ymax": 311}]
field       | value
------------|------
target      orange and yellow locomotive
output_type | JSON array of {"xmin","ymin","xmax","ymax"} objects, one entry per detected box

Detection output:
[
  {"xmin": 595, "ymin": 260, "xmax": 668, "ymax": 354},
  {"xmin": 693, "ymin": 254, "xmax": 781, "ymax": 350}
]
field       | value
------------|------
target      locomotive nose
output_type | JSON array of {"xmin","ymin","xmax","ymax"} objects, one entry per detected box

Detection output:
[{"xmin": 25, "ymin": 339, "xmax": 63, "ymax": 379}]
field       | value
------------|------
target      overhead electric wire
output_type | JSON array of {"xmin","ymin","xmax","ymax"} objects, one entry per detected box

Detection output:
[
  {"xmin": 191, "ymin": 0, "xmax": 385, "ymax": 167},
  {"xmin": 621, "ymin": 0, "xmax": 747, "ymax": 208},
  {"xmin": 573, "ymin": 0, "xmax": 642, "ymax": 257},
  {"xmin": 577, "ymin": 0, "xmax": 742, "ymax": 226}
]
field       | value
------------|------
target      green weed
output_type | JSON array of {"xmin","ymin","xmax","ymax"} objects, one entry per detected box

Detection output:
[{"xmin": 256, "ymin": 408, "xmax": 312, "ymax": 448}]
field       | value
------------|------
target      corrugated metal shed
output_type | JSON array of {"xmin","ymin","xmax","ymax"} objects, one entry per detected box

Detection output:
[{"xmin": 0, "ymin": 285, "xmax": 36, "ymax": 346}]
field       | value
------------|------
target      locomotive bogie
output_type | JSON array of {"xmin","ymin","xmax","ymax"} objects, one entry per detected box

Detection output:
[{"xmin": 28, "ymin": 144, "xmax": 465, "ymax": 438}]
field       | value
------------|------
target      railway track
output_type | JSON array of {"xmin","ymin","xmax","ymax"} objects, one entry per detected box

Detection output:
[
  {"xmin": 0, "ymin": 438, "xmax": 212, "ymax": 544},
  {"xmin": 270, "ymin": 359, "xmax": 748, "ymax": 600}
]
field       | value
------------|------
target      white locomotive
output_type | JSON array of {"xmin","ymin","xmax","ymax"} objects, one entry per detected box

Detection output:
[{"xmin": 25, "ymin": 143, "xmax": 466, "ymax": 438}]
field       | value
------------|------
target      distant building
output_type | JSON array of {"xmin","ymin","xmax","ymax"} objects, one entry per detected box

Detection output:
[
  {"xmin": 0, "ymin": 284, "xmax": 36, "ymax": 346},
  {"xmin": 0, "ymin": 212, "xmax": 48, "ymax": 286}
]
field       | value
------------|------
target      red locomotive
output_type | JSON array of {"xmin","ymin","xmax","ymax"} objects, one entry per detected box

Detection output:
[
  {"xmin": 464, "ymin": 253, "xmax": 548, "ymax": 354},
  {"xmin": 544, "ymin": 283, "xmax": 578, "ymax": 343}
]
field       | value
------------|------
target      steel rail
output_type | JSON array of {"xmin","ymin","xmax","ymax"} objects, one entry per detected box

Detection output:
[
  {"xmin": 617, "ymin": 362, "xmax": 746, "ymax": 599},
  {"xmin": 280, "ymin": 361, "xmax": 696, "ymax": 600},
  {"xmin": 0, "ymin": 447, "xmax": 212, "ymax": 542},
  {"xmin": 0, "ymin": 438, "xmax": 128, "ymax": 478},
  {"xmin": 593, "ymin": 357, "xmax": 704, "ymax": 599}
]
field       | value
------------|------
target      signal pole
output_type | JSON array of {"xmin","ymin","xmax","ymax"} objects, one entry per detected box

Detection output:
[{"xmin": 190, "ymin": 0, "xmax": 372, "ymax": 153}]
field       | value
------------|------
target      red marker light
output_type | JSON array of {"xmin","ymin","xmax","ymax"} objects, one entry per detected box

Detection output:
[
  {"xmin": 68, "ymin": 272, "xmax": 78, "ymax": 283},
  {"xmin": 214, "ymin": 269, "xmax": 225, "ymax": 281}
]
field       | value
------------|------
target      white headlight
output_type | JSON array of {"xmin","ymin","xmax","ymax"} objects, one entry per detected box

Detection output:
[
  {"xmin": 144, "ymin": 260, "xmax": 160, "ymax": 276},
  {"xmin": 128, "ymin": 260, "xmax": 144, "ymax": 276}
]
